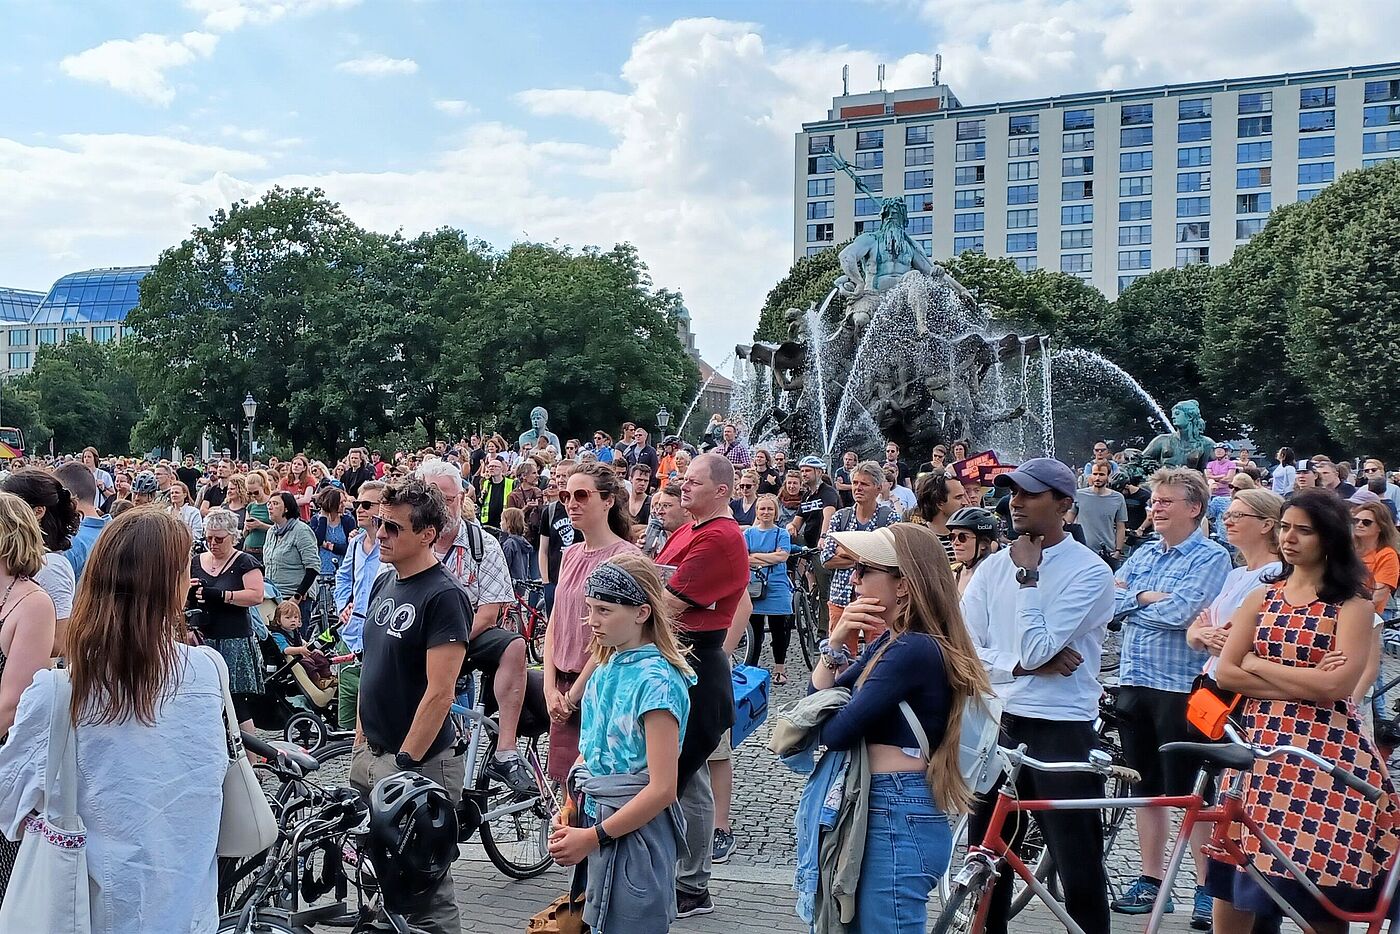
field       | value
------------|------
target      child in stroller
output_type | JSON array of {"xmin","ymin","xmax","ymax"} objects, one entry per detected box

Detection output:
[{"xmin": 271, "ymin": 599, "xmax": 334, "ymax": 689}]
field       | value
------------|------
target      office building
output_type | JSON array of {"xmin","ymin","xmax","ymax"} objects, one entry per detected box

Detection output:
[
  {"xmin": 794, "ymin": 62, "xmax": 1400, "ymax": 296},
  {"xmin": 0, "ymin": 267, "xmax": 150, "ymax": 373}
]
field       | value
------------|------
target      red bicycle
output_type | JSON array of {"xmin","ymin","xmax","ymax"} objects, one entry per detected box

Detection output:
[
  {"xmin": 501, "ymin": 578, "xmax": 547, "ymax": 663},
  {"xmin": 934, "ymin": 723, "xmax": 1394, "ymax": 934}
]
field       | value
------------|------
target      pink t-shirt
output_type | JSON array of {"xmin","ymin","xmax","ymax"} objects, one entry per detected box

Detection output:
[
  {"xmin": 1205, "ymin": 458, "xmax": 1233, "ymax": 497},
  {"xmin": 549, "ymin": 538, "xmax": 641, "ymax": 673}
]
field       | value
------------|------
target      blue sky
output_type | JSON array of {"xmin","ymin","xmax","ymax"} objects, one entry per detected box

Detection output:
[{"xmin": 1, "ymin": 0, "xmax": 1395, "ymax": 361}]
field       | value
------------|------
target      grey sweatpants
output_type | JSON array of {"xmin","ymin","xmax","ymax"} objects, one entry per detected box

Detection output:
[
  {"xmin": 350, "ymin": 746, "xmax": 465, "ymax": 934},
  {"xmin": 676, "ymin": 760, "xmax": 714, "ymax": 896}
]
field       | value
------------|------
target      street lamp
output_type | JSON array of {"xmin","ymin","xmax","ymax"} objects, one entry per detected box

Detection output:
[
  {"xmin": 656, "ymin": 406, "xmax": 671, "ymax": 432},
  {"xmin": 242, "ymin": 393, "xmax": 257, "ymax": 463}
]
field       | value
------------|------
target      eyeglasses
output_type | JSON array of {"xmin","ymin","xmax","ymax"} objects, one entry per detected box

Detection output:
[
  {"xmin": 851, "ymin": 561, "xmax": 902, "ymax": 579},
  {"xmin": 373, "ymin": 516, "xmax": 405, "ymax": 536},
  {"xmin": 1222, "ymin": 511, "xmax": 1266, "ymax": 522},
  {"xmin": 949, "ymin": 531, "xmax": 976, "ymax": 543},
  {"xmin": 1354, "ymin": 516, "xmax": 1377, "ymax": 528},
  {"xmin": 1150, "ymin": 497, "xmax": 1179, "ymax": 508},
  {"xmin": 354, "ymin": 499, "xmax": 379, "ymax": 511}
]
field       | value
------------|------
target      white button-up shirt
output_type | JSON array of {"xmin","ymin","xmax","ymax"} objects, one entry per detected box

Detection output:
[{"xmin": 960, "ymin": 537, "xmax": 1115, "ymax": 721}]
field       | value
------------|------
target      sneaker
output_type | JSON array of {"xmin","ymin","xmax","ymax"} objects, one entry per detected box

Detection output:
[
  {"xmin": 1191, "ymin": 885, "xmax": 1213, "ymax": 930},
  {"xmin": 1111, "ymin": 877, "xmax": 1173, "ymax": 915},
  {"xmin": 485, "ymin": 752, "xmax": 536, "ymax": 796},
  {"xmin": 675, "ymin": 889, "xmax": 714, "ymax": 918},
  {"xmin": 712, "ymin": 828, "xmax": 736, "ymax": 863}
]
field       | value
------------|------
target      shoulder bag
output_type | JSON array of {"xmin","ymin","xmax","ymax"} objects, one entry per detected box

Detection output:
[
  {"xmin": 197, "ymin": 646, "xmax": 277, "ymax": 857},
  {"xmin": 746, "ymin": 528, "xmax": 778, "ymax": 601},
  {"xmin": 0, "ymin": 670, "xmax": 93, "ymax": 934}
]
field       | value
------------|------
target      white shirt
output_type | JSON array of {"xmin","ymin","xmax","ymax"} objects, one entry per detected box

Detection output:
[
  {"xmin": 36, "ymin": 550, "xmax": 75, "ymax": 620},
  {"xmin": 1270, "ymin": 464, "xmax": 1297, "ymax": 495},
  {"xmin": 880, "ymin": 485, "xmax": 916, "ymax": 514},
  {"xmin": 1200, "ymin": 561, "xmax": 1282, "ymax": 676},
  {"xmin": 960, "ymin": 537, "xmax": 1115, "ymax": 720},
  {"xmin": 0, "ymin": 648, "xmax": 226, "ymax": 934}
]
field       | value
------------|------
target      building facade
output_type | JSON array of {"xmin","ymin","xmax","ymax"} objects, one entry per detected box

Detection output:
[
  {"xmin": 0, "ymin": 267, "xmax": 150, "ymax": 373},
  {"xmin": 795, "ymin": 62, "xmax": 1400, "ymax": 296}
]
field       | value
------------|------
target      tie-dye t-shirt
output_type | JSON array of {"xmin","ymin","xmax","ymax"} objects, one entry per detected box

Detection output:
[{"xmin": 579, "ymin": 644, "xmax": 694, "ymax": 800}]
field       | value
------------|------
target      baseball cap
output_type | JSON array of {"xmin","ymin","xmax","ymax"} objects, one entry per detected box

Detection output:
[
  {"xmin": 1347, "ymin": 489, "xmax": 1383, "ymax": 507},
  {"xmin": 798, "ymin": 456, "xmax": 826, "ymax": 469},
  {"xmin": 830, "ymin": 527, "xmax": 899, "ymax": 569},
  {"xmin": 993, "ymin": 457, "xmax": 1077, "ymax": 499}
]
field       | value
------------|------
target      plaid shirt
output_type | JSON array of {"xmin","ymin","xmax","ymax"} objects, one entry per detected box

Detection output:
[
  {"xmin": 1114, "ymin": 529, "xmax": 1231, "ymax": 692},
  {"xmin": 819, "ymin": 504, "xmax": 899, "ymax": 606},
  {"xmin": 435, "ymin": 518, "xmax": 516, "ymax": 612},
  {"xmin": 718, "ymin": 439, "xmax": 752, "ymax": 469}
]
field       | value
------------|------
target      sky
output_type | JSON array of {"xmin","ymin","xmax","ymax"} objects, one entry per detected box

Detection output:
[{"xmin": 2, "ymin": 0, "xmax": 1397, "ymax": 363}]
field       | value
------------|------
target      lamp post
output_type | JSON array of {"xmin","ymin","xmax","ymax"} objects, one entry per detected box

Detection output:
[
  {"xmin": 656, "ymin": 405, "xmax": 671, "ymax": 434},
  {"xmin": 242, "ymin": 393, "xmax": 257, "ymax": 464}
]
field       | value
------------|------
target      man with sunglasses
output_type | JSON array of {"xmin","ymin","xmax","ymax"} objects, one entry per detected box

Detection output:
[
  {"xmin": 354, "ymin": 476, "xmax": 469, "ymax": 934},
  {"xmin": 961, "ymin": 457, "xmax": 1116, "ymax": 934},
  {"xmin": 335, "ymin": 480, "xmax": 387, "ymax": 731},
  {"xmin": 1080, "ymin": 440, "xmax": 1119, "ymax": 486},
  {"xmin": 1361, "ymin": 457, "xmax": 1400, "ymax": 519}
]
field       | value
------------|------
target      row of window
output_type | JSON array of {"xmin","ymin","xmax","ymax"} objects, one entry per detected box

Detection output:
[{"xmin": 5, "ymin": 326, "xmax": 116, "ymax": 349}]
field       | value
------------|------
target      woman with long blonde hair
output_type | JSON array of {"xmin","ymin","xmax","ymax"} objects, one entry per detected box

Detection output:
[
  {"xmin": 810, "ymin": 522, "xmax": 991, "ymax": 933},
  {"xmin": 547, "ymin": 552, "xmax": 694, "ymax": 932},
  {"xmin": 0, "ymin": 507, "xmax": 227, "ymax": 932}
]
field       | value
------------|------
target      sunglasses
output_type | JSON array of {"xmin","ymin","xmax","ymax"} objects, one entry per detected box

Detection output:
[
  {"xmin": 1354, "ymin": 516, "xmax": 1377, "ymax": 528},
  {"xmin": 206, "ymin": 534, "xmax": 232, "ymax": 544},
  {"xmin": 373, "ymin": 515, "xmax": 405, "ymax": 536},
  {"xmin": 354, "ymin": 499, "xmax": 378, "ymax": 511},
  {"xmin": 949, "ymin": 531, "xmax": 976, "ymax": 543},
  {"xmin": 852, "ymin": 561, "xmax": 902, "ymax": 579},
  {"xmin": 563, "ymin": 489, "xmax": 608, "ymax": 504}
]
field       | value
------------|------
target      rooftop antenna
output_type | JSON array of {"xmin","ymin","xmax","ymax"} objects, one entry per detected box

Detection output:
[
  {"xmin": 842, "ymin": 63, "xmax": 849, "ymax": 96},
  {"xmin": 878, "ymin": 63, "xmax": 886, "ymax": 91},
  {"xmin": 933, "ymin": 53, "xmax": 942, "ymax": 86}
]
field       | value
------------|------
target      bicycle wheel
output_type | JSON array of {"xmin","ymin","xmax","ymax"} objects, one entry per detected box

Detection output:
[
  {"xmin": 526, "ymin": 610, "xmax": 546, "ymax": 665},
  {"xmin": 933, "ymin": 870, "xmax": 992, "ymax": 934},
  {"xmin": 474, "ymin": 734, "xmax": 555, "ymax": 879},
  {"xmin": 216, "ymin": 853, "xmax": 268, "ymax": 915},
  {"xmin": 794, "ymin": 589, "xmax": 819, "ymax": 671},
  {"xmin": 729, "ymin": 625, "xmax": 752, "ymax": 669},
  {"xmin": 215, "ymin": 908, "xmax": 297, "ymax": 934},
  {"xmin": 939, "ymin": 810, "xmax": 1055, "ymax": 919}
]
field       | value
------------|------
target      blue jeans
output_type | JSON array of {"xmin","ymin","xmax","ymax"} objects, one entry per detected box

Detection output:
[{"xmin": 852, "ymin": 771, "xmax": 951, "ymax": 934}]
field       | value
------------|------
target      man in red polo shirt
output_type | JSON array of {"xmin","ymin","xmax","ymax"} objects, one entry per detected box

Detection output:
[{"xmin": 656, "ymin": 452, "xmax": 749, "ymax": 918}]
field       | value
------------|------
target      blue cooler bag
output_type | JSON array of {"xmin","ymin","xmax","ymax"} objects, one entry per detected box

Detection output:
[{"xmin": 730, "ymin": 664, "xmax": 770, "ymax": 748}]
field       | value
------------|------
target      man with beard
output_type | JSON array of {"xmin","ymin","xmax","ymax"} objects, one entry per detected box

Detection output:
[{"xmin": 1072, "ymin": 461, "xmax": 1128, "ymax": 567}]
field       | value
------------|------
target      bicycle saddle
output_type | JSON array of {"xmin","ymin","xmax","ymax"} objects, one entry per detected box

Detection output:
[
  {"xmin": 1161, "ymin": 741, "xmax": 1253, "ymax": 772},
  {"xmin": 268, "ymin": 740, "xmax": 321, "ymax": 774}
]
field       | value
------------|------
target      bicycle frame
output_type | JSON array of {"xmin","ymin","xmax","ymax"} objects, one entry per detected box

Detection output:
[
  {"xmin": 964, "ymin": 753, "xmax": 1400, "ymax": 934},
  {"xmin": 450, "ymin": 684, "xmax": 548, "ymax": 826}
]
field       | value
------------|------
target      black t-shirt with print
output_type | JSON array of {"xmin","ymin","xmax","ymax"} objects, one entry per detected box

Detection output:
[
  {"xmin": 541, "ymin": 500, "xmax": 576, "ymax": 581},
  {"xmin": 796, "ymin": 482, "xmax": 841, "ymax": 548},
  {"xmin": 359, "ymin": 562, "xmax": 471, "ymax": 759}
]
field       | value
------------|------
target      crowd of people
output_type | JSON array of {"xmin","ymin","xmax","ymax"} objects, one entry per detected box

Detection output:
[{"xmin": 0, "ymin": 419, "xmax": 1391, "ymax": 934}]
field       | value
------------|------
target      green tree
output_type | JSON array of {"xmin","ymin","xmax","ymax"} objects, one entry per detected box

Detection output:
[
  {"xmin": 460, "ymin": 243, "xmax": 698, "ymax": 439},
  {"xmin": 1107, "ymin": 265, "xmax": 1218, "ymax": 418},
  {"xmin": 17, "ymin": 338, "xmax": 139, "ymax": 454},
  {"xmin": 0, "ymin": 382, "xmax": 50, "ymax": 456},
  {"xmin": 942, "ymin": 251, "xmax": 1111, "ymax": 343}
]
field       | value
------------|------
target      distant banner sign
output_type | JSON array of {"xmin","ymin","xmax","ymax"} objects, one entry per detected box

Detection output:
[
  {"xmin": 979, "ymin": 464, "xmax": 1017, "ymax": 484},
  {"xmin": 950, "ymin": 451, "xmax": 1000, "ymax": 485}
]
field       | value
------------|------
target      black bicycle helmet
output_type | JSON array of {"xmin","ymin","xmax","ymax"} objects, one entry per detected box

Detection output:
[
  {"xmin": 367, "ymin": 771, "xmax": 459, "ymax": 908},
  {"xmin": 132, "ymin": 471, "xmax": 158, "ymax": 495},
  {"xmin": 947, "ymin": 506, "xmax": 998, "ymax": 536}
]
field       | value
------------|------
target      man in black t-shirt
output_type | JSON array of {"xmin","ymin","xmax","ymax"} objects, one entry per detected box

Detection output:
[
  {"xmin": 196, "ymin": 459, "xmax": 230, "ymax": 515},
  {"xmin": 834, "ymin": 450, "xmax": 858, "ymax": 508},
  {"xmin": 351, "ymin": 477, "xmax": 468, "ymax": 934},
  {"xmin": 537, "ymin": 466, "xmax": 576, "ymax": 617},
  {"xmin": 789, "ymin": 456, "xmax": 841, "ymax": 631}
]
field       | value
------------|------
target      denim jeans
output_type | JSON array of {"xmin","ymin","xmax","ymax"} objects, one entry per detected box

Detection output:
[{"xmin": 853, "ymin": 771, "xmax": 951, "ymax": 934}]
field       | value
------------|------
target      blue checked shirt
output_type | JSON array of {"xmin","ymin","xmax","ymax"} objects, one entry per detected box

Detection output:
[
  {"xmin": 820, "ymin": 504, "xmax": 899, "ymax": 607},
  {"xmin": 1114, "ymin": 529, "xmax": 1231, "ymax": 693}
]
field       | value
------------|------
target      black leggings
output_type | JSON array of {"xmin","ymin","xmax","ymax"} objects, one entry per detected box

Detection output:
[{"xmin": 746, "ymin": 614, "xmax": 792, "ymax": 666}]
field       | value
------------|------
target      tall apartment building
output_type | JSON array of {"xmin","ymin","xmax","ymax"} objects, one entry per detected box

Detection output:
[{"xmin": 794, "ymin": 62, "xmax": 1400, "ymax": 296}]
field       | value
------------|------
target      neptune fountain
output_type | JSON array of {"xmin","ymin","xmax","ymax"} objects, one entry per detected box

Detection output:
[{"xmin": 735, "ymin": 152, "xmax": 1053, "ymax": 461}]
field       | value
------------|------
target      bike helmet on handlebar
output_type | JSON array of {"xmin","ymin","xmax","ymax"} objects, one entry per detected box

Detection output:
[
  {"xmin": 946, "ymin": 506, "xmax": 999, "ymax": 536},
  {"xmin": 367, "ymin": 771, "xmax": 459, "ymax": 909},
  {"xmin": 132, "ymin": 471, "xmax": 159, "ymax": 495}
]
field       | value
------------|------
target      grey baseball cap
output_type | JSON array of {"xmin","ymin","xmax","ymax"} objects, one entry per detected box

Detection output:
[{"xmin": 993, "ymin": 457, "xmax": 1077, "ymax": 499}]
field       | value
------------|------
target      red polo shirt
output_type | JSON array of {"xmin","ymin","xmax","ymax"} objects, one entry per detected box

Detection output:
[{"xmin": 656, "ymin": 514, "xmax": 749, "ymax": 633}]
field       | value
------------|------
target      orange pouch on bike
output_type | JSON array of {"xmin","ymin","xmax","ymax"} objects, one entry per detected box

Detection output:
[{"xmin": 1186, "ymin": 676, "xmax": 1240, "ymax": 740}]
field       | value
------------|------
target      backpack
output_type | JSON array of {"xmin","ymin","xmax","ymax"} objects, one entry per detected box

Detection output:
[{"xmin": 898, "ymin": 689, "xmax": 1005, "ymax": 795}]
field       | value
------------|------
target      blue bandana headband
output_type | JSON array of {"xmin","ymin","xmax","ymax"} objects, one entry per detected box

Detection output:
[{"xmin": 585, "ymin": 561, "xmax": 648, "ymax": 607}]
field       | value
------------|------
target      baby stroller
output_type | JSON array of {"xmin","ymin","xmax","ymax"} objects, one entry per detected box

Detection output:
[{"xmin": 248, "ymin": 625, "xmax": 355, "ymax": 751}]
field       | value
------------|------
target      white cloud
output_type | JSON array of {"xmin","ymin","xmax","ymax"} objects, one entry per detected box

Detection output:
[
  {"xmin": 432, "ymin": 99, "xmax": 476, "ymax": 116},
  {"xmin": 184, "ymin": 0, "xmax": 360, "ymax": 32},
  {"xmin": 336, "ymin": 54, "xmax": 418, "ymax": 77},
  {"xmin": 59, "ymin": 32, "xmax": 219, "ymax": 106}
]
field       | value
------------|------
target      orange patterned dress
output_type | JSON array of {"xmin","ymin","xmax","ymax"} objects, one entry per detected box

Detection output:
[{"xmin": 1220, "ymin": 586, "xmax": 1398, "ymax": 916}]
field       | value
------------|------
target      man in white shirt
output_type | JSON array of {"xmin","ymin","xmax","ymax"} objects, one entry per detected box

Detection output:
[{"xmin": 961, "ymin": 457, "xmax": 1115, "ymax": 934}]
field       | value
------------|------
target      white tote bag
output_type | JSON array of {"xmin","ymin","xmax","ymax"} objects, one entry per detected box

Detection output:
[
  {"xmin": 0, "ymin": 670, "xmax": 93, "ymax": 934},
  {"xmin": 197, "ymin": 646, "xmax": 277, "ymax": 858}
]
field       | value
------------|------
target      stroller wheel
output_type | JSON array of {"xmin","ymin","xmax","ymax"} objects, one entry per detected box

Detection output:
[{"xmin": 285, "ymin": 711, "xmax": 328, "ymax": 752}]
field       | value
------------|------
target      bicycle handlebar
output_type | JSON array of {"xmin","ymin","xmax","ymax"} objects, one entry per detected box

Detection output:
[
  {"xmin": 1220, "ymin": 723, "xmax": 1383, "ymax": 803},
  {"xmin": 1000, "ymin": 746, "xmax": 1140, "ymax": 784}
]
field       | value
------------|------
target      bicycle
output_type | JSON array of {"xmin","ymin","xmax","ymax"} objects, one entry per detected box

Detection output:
[
  {"xmin": 502, "ymin": 578, "xmax": 548, "ymax": 664},
  {"xmin": 933, "ymin": 724, "xmax": 1391, "ymax": 934},
  {"xmin": 788, "ymin": 546, "xmax": 823, "ymax": 671},
  {"xmin": 449, "ymin": 672, "xmax": 557, "ymax": 879}
]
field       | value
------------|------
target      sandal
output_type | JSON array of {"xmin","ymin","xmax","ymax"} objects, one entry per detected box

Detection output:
[{"xmin": 774, "ymin": 671, "xmax": 788, "ymax": 686}]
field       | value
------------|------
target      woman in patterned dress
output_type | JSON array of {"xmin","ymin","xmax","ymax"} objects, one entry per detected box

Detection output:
[{"xmin": 1214, "ymin": 489, "xmax": 1398, "ymax": 933}]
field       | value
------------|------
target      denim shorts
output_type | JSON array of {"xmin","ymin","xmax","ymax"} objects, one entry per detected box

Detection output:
[{"xmin": 854, "ymin": 771, "xmax": 952, "ymax": 934}]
